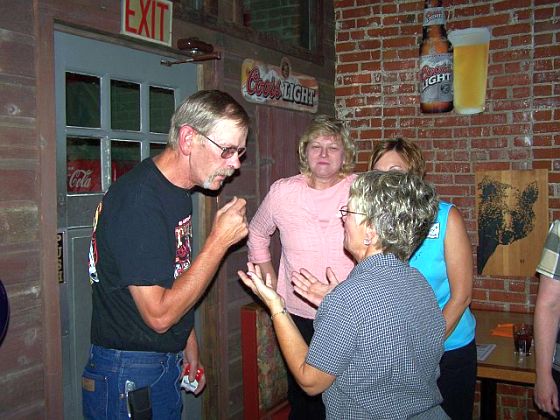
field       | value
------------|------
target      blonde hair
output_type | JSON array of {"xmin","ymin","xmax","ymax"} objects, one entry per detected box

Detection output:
[{"xmin": 297, "ymin": 115, "xmax": 355, "ymax": 175}]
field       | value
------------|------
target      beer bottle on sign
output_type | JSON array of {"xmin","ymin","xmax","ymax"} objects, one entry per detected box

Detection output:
[{"xmin": 419, "ymin": 0, "xmax": 453, "ymax": 113}]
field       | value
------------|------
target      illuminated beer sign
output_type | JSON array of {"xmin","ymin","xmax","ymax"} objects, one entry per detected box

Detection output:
[
  {"xmin": 241, "ymin": 58, "xmax": 319, "ymax": 113},
  {"xmin": 121, "ymin": 0, "xmax": 173, "ymax": 46}
]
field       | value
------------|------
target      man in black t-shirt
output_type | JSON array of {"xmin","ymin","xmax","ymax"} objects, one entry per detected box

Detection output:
[{"xmin": 82, "ymin": 90, "xmax": 250, "ymax": 419}]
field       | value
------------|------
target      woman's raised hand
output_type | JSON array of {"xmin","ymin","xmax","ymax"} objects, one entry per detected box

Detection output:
[
  {"xmin": 292, "ymin": 267, "xmax": 340, "ymax": 307},
  {"xmin": 238, "ymin": 262, "xmax": 285, "ymax": 313}
]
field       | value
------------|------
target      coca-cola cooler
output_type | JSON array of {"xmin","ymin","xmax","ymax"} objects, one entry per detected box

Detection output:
[
  {"xmin": 66, "ymin": 160, "xmax": 102, "ymax": 194},
  {"xmin": 111, "ymin": 160, "xmax": 137, "ymax": 182},
  {"xmin": 67, "ymin": 159, "xmax": 137, "ymax": 193}
]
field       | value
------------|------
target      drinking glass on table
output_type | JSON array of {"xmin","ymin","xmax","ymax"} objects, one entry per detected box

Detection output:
[{"xmin": 513, "ymin": 323, "xmax": 533, "ymax": 356}]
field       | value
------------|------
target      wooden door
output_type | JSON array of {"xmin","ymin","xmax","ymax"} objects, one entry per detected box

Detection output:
[{"xmin": 255, "ymin": 107, "xmax": 314, "ymax": 268}]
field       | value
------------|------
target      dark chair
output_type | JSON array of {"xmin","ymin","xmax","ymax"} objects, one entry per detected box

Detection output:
[{"xmin": 0, "ymin": 279, "xmax": 9, "ymax": 345}]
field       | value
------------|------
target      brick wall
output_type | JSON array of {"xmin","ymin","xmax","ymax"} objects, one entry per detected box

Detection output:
[{"xmin": 334, "ymin": 0, "xmax": 559, "ymax": 418}]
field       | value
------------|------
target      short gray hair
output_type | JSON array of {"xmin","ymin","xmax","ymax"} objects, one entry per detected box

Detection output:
[
  {"xmin": 297, "ymin": 115, "xmax": 355, "ymax": 175},
  {"xmin": 168, "ymin": 90, "xmax": 250, "ymax": 148},
  {"xmin": 349, "ymin": 171, "xmax": 439, "ymax": 261}
]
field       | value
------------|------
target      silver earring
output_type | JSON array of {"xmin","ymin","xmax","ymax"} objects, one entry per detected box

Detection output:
[{"xmin": 363, "ymin": 238, "xmax": 371, "ymax": 246}]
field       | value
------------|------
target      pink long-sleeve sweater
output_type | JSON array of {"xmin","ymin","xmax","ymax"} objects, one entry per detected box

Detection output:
[{"xmin": 247, "ymin": 173, "xmax": 357, "ymax": 319}]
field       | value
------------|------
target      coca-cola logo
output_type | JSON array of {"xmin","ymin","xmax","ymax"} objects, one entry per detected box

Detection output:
[
  {"xmin": 67, "ymin": 160, "xmax": 102, "ymax": 192},
  {"xmin": 68, "ymin": 169, "xmax": 93, "ymax": 189}
]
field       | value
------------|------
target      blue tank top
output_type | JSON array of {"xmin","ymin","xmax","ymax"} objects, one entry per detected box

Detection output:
[{"xmin": 409, "ymin": 201, "xmax": 476, "ymax": 351}]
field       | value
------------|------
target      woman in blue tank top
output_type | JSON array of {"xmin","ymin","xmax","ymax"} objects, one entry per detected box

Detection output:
[{"xmin": 370, "ymin": 138, "xmax": 477, "ymax": 420}]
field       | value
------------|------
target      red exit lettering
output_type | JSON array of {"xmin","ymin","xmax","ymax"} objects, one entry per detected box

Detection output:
[{"xmin": 123, "ymin": 0, "xmax": 172, "ymax": 45}]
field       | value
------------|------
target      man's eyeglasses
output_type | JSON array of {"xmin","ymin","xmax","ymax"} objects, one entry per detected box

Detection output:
[
  {"xmin": 192, "ymin": 127, "xmax": 246, "ymax": 159},
  {"xmin": 339, "ymin": 206, "xmax": 366, "ymax": 223}
]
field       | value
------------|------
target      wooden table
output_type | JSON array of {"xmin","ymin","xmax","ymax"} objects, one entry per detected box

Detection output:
[{"xmin": 474, "ymin": 309, "xmax": 535, "ymax": 419}]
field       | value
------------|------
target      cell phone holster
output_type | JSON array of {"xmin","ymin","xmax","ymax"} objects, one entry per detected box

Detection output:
[{"xmin": 128, "ymin": 386, "xmax": 152, "ymax": 420}]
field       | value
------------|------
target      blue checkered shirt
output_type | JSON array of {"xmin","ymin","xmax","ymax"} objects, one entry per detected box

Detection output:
[
  {"xmin": 537, "ymin": 220, "xmax": 560, "ymax": 280},
  {"xmin": 306, "ymin": 253, "xmax": 448, "ymax": 419}
]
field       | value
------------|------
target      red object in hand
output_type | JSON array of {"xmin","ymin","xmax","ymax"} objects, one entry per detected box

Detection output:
[{"xmin": 184, "ymin": 363, "xmax": 204, "ymax": 381}]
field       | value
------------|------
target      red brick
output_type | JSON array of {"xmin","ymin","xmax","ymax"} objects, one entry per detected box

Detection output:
[
  {"xmin": 341, "ymin": 6, "xmax": 372, "ymax": 19},
  {"xmin": 493, "ymin": 124, "xmax": 531, "ymax": 135},
  {"xmin": 334, "ymin": 0, "xmax": 355, "ymax": 7},
  {"xmin": 493, "ymin": 74, "xmax": 531, "ymax": 88},
  {"xmin": 533, "ymin": 59, "xmax": 554, "ymax": 72},
  {"xmin": 338, "ymin": 20, "xmax": 357, "ymax": 30},
  {"xmin": 489, "ymin": 291, "xmax": 527, "ymax": 303},
  {"xmin": 336, "ymin": 63, "xmax": 360, "ymax": 74},
  {"xmin": 361, "ymin": 61, "xmax": 381, "ymax": 71},
  {"xmin": 356, "ymin": 18, "xmax": 380, "ymax": 29},
  {"xmin": 454, "ymin": 4, "xmax": 492, "ymax": 18},
  {"xmin": 336, "ymin": 31, "xmax": 350, "ymax": 42},
  {"xmin": 349, "ymin": 29, "xmax": 366, "ymax": 40},
  {"xmin": 335, "ymin": 42, "xmax": 357, "ymax": 53},
  {"xmin": 493, "ymin": 49, "xmax": 532, "ymax": 63},
  {"xmin": 383, "ymin": 36, "xmax": 417, "ymax": 48},
  {"xmin": 535, "ymin": 20, "xmax": 560, "ymax": 33},
  {"xmin": 338, "ymin": 51, "xmax": 373, "ymax": 63},
  {"xmin": 493, "ymin": 23, "xmax": 532, "ymax": 36},
  {"xmin": 511, "ymin": 35, "xmax": 532, "ymax": 47},
  {"xmin": 472, "ymin": 14, "xmax": 511, "ymax": 26},
  {"xmin": 535, "ymin": 33, "xmax": 554, "ymax": 46},
  {"xmin": 335, "ymin": 86, "xmax": 361, "ymax": 96}
]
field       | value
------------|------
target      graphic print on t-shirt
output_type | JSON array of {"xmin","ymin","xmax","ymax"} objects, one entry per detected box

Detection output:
[
  {"xmin": 427, "ymin": 222, "xmax": 440, "ymax": 239},
  {"xmin": 175, "ymin": 215, "xmax": 192, "ymax": 278},
  {"xmin": 88, "ymin": 202, "xmax": 102, "ymax": 285}
]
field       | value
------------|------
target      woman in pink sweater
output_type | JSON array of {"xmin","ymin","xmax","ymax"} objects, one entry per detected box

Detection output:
[{"xmin": 247, "ymin": 115, "xmax": 356, "ymax": 420}]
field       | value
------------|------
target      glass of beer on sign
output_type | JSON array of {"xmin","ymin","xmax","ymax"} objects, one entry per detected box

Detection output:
[{"xmin": 448, "ymin": 27, "xmax": 491, "ymax": 114}]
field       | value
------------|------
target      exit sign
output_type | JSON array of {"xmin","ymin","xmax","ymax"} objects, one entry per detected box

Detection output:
[{"xmin": 121, "ymin": 0, "xmax": 173, "ymax": 46}]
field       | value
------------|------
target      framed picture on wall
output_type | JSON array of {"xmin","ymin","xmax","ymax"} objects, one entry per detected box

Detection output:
[{"xmin": 475, "ymin": 169, "xmax": 549, "ymax": 277}]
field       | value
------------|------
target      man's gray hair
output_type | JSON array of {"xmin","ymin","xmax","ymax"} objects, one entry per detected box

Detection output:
[
  {"xmin": 168, "ymin": 90, "xmax": 250, "ymax": 148},
  {"xmin": 349, "ymin": 170, "xmax": 439, "ymax": 261}
]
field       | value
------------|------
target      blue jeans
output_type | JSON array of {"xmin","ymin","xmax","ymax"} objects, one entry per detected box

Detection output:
[{"xmin": 82, "ymin": 345, "xmax": 183, "ymax": 419}]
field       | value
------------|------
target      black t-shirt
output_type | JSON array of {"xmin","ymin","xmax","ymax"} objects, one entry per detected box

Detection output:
[{"xmin": 89, "ymin": 158, "xmax": 194, "ymax": 352}]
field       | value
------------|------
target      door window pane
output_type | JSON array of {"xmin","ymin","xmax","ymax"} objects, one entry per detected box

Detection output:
[
  {"xmin": 66, "ymin": 137, "xmax": 102, "ymax": 193},
  {"xmin": 111, "ymin": 140, "xmax": 141, "ymax": 181},
  {"xmin": 150, "ymin": 86, "xmax": 175, "ymax": 134},
  {"xmin": 111, "ymin": 80, "xmax": 141, "ymax": 131},
  {"xmin": 150, "ymin": 142, "xmax": 167, "ymax": 157},
  {"xmin": 66, "ymin": 73, "xmax": 100, "ymax": 128},
  {"xmin": 242, "ymin": 0, "xmax": 315, "ymax": 50}
]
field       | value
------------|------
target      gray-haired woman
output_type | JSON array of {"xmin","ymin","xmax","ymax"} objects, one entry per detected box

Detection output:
[{"xmin": 240, "ymin": 171, "xmax": 448, "ymax": 419}]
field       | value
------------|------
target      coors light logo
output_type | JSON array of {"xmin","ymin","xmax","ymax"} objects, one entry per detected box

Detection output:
[
  {"xmin": 420, "ymin": 62, "xmax": 452, "ymax": 90},
  {"xmin": 423, "ymin": 7, "xmax": 445, "ymax": 26}
]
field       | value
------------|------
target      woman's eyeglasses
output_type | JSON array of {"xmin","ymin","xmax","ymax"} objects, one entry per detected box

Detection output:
[{"xmin": 339, "ymin": 206, "xmax": 366, "ymax": 223}]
